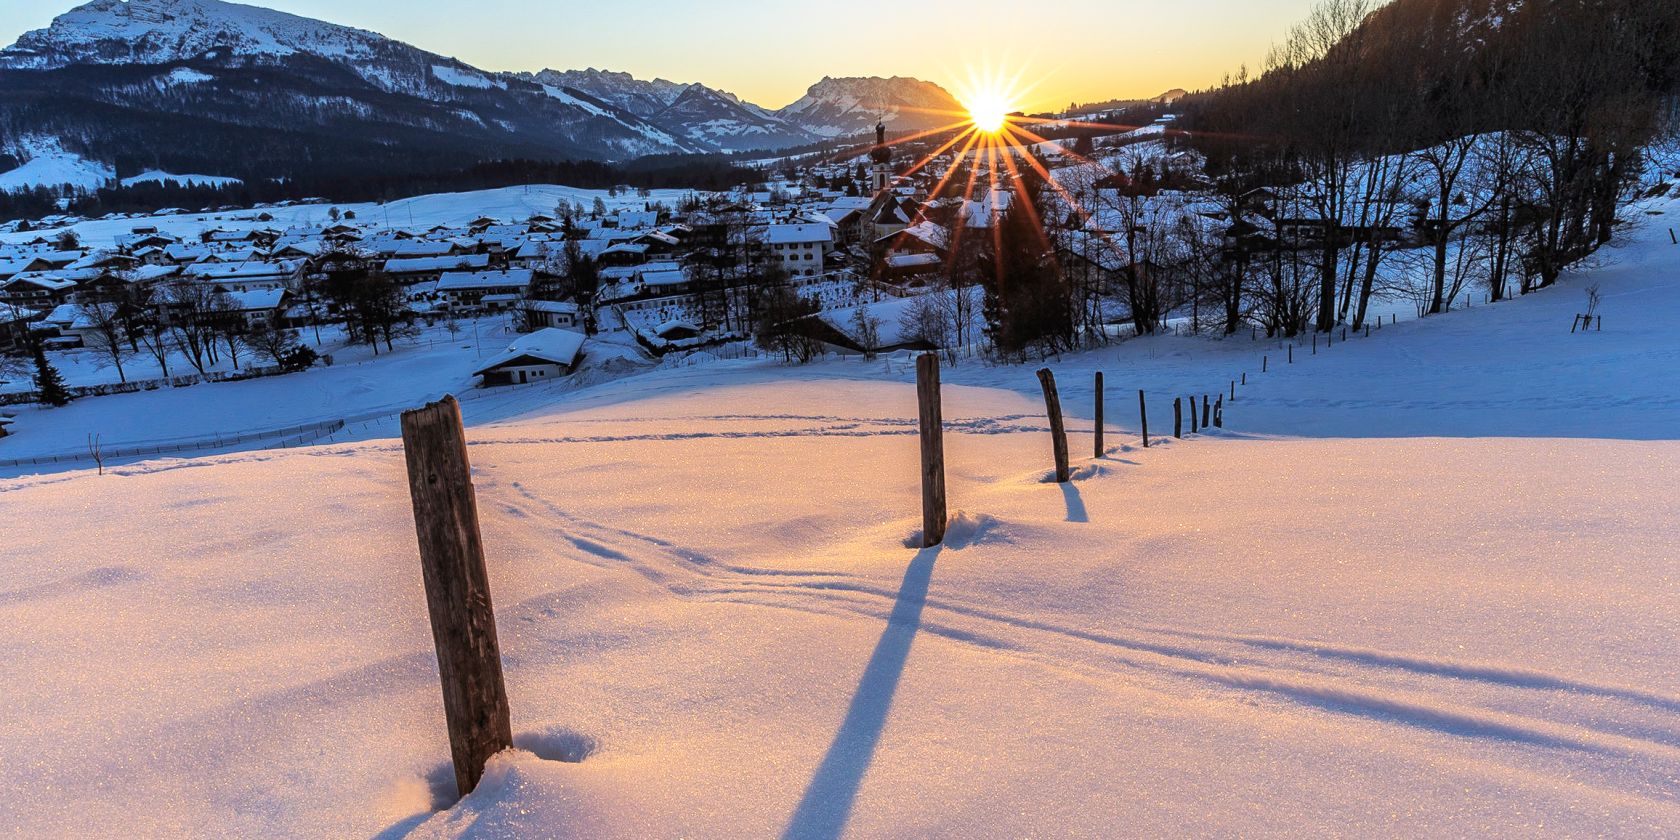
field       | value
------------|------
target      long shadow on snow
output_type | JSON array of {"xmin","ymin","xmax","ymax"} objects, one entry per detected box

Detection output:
[{"xmin": 780, "ymin": 545, "xmax": 941, "ymax": 840}]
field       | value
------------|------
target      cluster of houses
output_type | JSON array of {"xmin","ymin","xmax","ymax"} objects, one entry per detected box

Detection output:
[{"xmin": 8, "ymin": 118, "xmax": 1483, "ymax": 388}]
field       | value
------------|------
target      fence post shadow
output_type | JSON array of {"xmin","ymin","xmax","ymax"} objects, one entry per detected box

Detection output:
[
  {"xmin": 1060, "ymin": 481, "xmax": 1089, "ymax": 523},
  {"xmin": 781, "ymin": 545, "xmax": 942, "ymax": 840}
]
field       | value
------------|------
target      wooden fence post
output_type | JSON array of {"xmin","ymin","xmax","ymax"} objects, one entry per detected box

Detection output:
[
  {"xmin": 1093, "ymin": 371, "xmax": 1105, "ymax": 458},
  {"xmin": 1288, "ymin": 345, "xmax": 1293, "ymax": 364},
  {"xmin": 1037, "ymin": 368, "xmax": 1070, "ymax": 483},
  {"xmin": 1229, "ymin": 380, "xmax": 1235, "ymax": 402},
  {"xmin": 1202, "ymin": 395, "xmax": 1210, "ymax": 426},
  {"xmin": 1188, "ymin": 395, "xmax": 1199, "ymax": 433},
  {"xmin": 1173, "ymin": 398, "xmax": 1183, "ymax": 439},
  {"xmin": 1138, "ymin": 390, "xmax": 1149, "ymax": 448},
  {"xmin": 1213, "ymin": 397, "xmax": 1223, "ymax": 428},
  {"xmin": 400, "ymin": 396, "xmax": 513, "ymax": 799},
  {"xmin": 917, "ymin": 354, "xmax": 947, "ymax": 548},
  {"xmin": 1263, "ymin": 355, "xmax": 1268, "ymax": 373}
]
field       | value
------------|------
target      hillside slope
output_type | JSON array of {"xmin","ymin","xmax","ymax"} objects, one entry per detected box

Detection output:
[{"xmin": 1, "ymin": 146, "xmax": 1678, "ymax": 840}]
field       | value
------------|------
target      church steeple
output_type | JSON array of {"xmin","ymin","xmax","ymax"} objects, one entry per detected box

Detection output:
[{"xmin": 869, "ymin": 120, "xmax": 892, "ymax": 194}]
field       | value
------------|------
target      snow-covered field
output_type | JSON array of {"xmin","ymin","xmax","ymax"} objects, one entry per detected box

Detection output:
[
  {"xmin": 0, "ymin": 184, "xmax": 696, "ymax": 249},
  {"xmin": 1, "ymin": 198, "xmax": 1678, "ymax": 837}
]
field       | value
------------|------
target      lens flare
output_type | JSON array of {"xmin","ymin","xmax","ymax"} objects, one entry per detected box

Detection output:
[
  {"xmin": 953, "ymin": 64, "xmax": 1025, "ymax": 134},
  {"xmin": 966, "ymin": 93, "xmax": 1011, "ymax": 133}
]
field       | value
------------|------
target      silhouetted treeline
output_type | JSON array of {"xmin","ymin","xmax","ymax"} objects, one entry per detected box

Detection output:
[
  {"xmin": 0, "ymin": 155, "xmax": 761, "ymax": 222},
  {"xmin": 1177, "ymin": 0, "xmax": 1680, "ymax": 330}
]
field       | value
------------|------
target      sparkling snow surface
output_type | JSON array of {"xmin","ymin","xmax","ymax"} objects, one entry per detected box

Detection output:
[{"xmin": 2, "ymin": 200, "xmax": 1679, "ymax": 837}]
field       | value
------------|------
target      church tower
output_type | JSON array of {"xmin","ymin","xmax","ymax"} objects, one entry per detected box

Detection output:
[{"xmin": 869, "ymin": 121, "xmax": 893, "ymax": 194}]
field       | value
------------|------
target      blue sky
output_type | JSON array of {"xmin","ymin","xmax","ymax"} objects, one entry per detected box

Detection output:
[{"xmin": 2, "ymin": 0, "xmax": 1323, "ymax": 110}]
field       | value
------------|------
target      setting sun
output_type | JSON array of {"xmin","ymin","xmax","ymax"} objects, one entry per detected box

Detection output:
[
  {"xmin": 953, "ymin": 63, "xmax": 1027, "ymax": 134},
  {"xmin": 966, "ymin": 93, "xmax": 1011, "ymax": 133}
]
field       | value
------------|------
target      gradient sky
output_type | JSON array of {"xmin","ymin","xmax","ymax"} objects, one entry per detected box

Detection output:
[{"xmin": 3, "ymin": 0, "xmax": 1323, "ymax": 111}]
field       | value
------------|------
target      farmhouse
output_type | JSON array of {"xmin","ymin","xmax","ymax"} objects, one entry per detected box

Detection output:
[
  {"xmin": 765, "ymin": 223, "xmax": 832, "ymax": 277},
  {"xmin": 473, "ymin": 327, "xmax": 586, "ymax": 385},
  {"xmin": 435, "ymin": 268, "xmax": 533, "ymax": 312}
]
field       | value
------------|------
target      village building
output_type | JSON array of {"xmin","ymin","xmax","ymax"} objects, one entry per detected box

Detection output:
[
  {"xmin": 435, "ymin": 268, "xmax": 533, "ymax": 312},
  {"xmin": 764, "ymin": 223, "xmax": 832, "ymax": 277},
  {"xmin": 473, "ymin": 327, "xmax": 586, "ymax": 385}
]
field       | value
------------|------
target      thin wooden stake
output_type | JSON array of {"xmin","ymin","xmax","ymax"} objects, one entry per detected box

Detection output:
[
  {"xmin": 1214, "ymin": 396, "xmax": 1223, "ymax": 428},
  {"xmin": 1093, "ymin": 371, "xmax": 1105, "ymax": 459},
  {"xmin": 1189, "ymin": 395, "xmax": 1199, "ymax": 433},
  {"xmin": 1288, "ymin": 345, "xmax": 1293, "ymax": 364},
  {"xmin": 917, "ymin": 353, "xmax": 947, "ymax": 547},
  {"xmin": 1138, "ymin": 390, "xmax": 1149, "ymax": 448},
  {"xmin": 1037, "ymin": 368, "xmax": 1070, "ymax": 483},
  {"xmin": 1263, "ymin": 355, "xmax": 1268, "ymax": 373},
  {"xmin": 400, "ymin": 396, "xmax": 513, "ymax": 799},
  {"xmin": 1173, "ymin": 398, "xmax": 1182, "ymax": 439},
  {"xmin": 1202, "ymin": 395, "xmax": 1210, "ymax": 426}
]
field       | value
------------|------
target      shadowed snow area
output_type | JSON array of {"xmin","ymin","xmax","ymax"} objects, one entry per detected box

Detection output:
[{"xmin": 2, "ymin": 204, "xmax": 1680, "ymax": 837}]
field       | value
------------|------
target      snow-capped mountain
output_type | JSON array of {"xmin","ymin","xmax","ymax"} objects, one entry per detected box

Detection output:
[
  {"xmin": 0, "ymin": 0, "xmax": 979, "ymax": 194},
  {"xmin": 523, "ymin": 68, "xmax": 819, "ymax": 153},
  {"xmin": 776, "ymin": 76, "xmax": 967, "ymax": 139},
  {"xmin": 525, "ymin": 69, "xmax": 691, "ymax": 119},
  {"xmin": 0, "ymin": 0, "xmax": 706, "ymax": 190}
]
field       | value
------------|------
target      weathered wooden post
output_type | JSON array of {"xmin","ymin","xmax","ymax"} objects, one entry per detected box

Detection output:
[
  {"xmin": 1138, "ymin": 390, "xmax": 1150, "ymax": 448},
  {"xmin": 1188, "ymin": 395, "xmax": 1199, "ymax": 433},
  {"xmin": 1263, "ymin": 355, "xmax": 1268, "ymax": 373},
  {"xmin": 1037, "ymin": 368, "xmax": 1070, "ymax": 483},
  {"xmin": 1214, "ymin": 397, "xmax": 1224, "ymax": 428},
  {"xmin": 1230, "ymin": 380, "xmax": 1236, "ymax": 402},
  {"xmin": 1173, "ymin": 398, "xmax": 1183, "ymax": 439},
  {"xmin": 1312, "ymin": 334, "xmax": 1318, "ymax": 354},
  {"xmin": 1570, "ymin": 314, "xmax": 1581, "ymax": 334},
  {"xmin": 1202, "ymin": 394, "xmax": 1210, "ymax": 426},
  {"xmin": 1288, "ymin": 345, "xmax": 1293, "ymax": 364},
  {"xmin": 1670, "ymin": 227, "xmax": 1677, "ymax": 245},
  {"xmin": 1093, "ymin": 371, "xmax": 1105, "ymax": 459},
  {"xmin": 401, "ymin": 396, "xmax": 513, "ymax": 798},
  {"xmin": 916, "ymin": 353, "xmax": 947, "ymax": 547}
]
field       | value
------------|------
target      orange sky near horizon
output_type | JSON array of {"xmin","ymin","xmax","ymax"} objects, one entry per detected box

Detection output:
[{"xmin": 6, "ymin": 0, "xmax": 1330, "ymax": 111}]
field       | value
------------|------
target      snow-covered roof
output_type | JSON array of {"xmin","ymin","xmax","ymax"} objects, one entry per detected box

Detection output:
[
  {"xmin": 384, "ymin": 254, "xmax": 490, "ymax": 274},
  {"xmin": 436, "ymin": 269, "xmax": 533, "ymax": 291},
  {"xmin": 641, "ymin": 269, "xmax": 689, "ymax": 287},
  {"xmin": 765, "ymin": 223, "xmax": 832, "ymax": 246},
  {"xmin": 226, "ymin": 288, "xmax": 287, "ymax": 311},
  {"xmin": 885, "ymin": 253, "xmax": 942, "ymax": 269},
  {"xmin": 524, "ymin": 299, "xmax": 580, "ymax": 315},
  {"xmin": 182, "ymin": 259, "xmax": 303, "ymax": 281}
]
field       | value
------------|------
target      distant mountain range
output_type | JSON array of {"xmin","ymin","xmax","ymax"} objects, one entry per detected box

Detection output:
[{"xmin": 0, "ymin": 0, "xmax": 978, "ymax": 192}]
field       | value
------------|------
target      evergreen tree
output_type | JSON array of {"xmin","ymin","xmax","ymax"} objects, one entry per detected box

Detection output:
[{"xmin": 32, "ymin": 344, "xmax": 71, "ymax": 407}]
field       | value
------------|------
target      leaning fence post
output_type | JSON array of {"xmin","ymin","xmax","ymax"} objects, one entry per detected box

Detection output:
[
  {"xmin": 1173, "ymin": 398, "xmax": 1182, "ymax": 439},
  {"xmin": 1138, "ymin": 390, "xmax": 1149, "ymax": 448},
  {"xmin": 400, "ymin": 395, "xmax": 513, "ymax": 799},
  {"xmin": 916, "ymin": 353, "xmax": 947, "ymax": 547},
  {"xmin": 1037, "ymin": 368, "xmax": 1070, "ymax": 483},
  {"xmin": 1093, "ymin": 371, "xmax": 1105, "ymax": 458}
]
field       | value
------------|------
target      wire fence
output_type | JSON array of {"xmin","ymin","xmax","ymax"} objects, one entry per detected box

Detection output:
[{"xmin": 0, "ymin": 419, "xmax": 345, "ymax": 468}]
